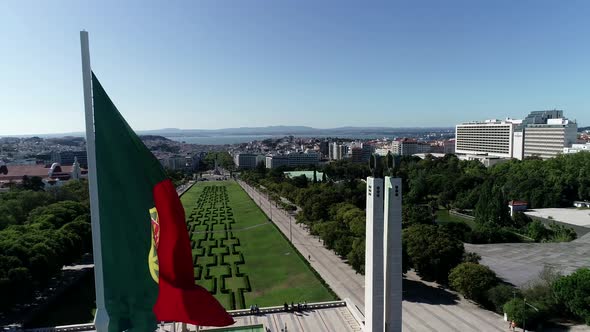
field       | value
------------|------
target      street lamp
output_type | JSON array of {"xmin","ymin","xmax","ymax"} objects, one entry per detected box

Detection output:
[{"xmin": 523, "ymin": 298, "xmax": 539, "ymax": 332}]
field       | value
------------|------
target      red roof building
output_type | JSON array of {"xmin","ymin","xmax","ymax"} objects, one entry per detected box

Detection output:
[{"xmin": 0, "ymin": 162, "xmax": 87, "ymax": 188}]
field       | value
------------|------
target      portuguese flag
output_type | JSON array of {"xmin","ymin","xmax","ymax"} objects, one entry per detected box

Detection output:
[{"xmin": 92, "ymin": 72, "xmax": 233, "ymax": 331}]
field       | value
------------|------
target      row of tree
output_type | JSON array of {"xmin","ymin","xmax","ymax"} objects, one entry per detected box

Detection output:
[
  {"xmin": 0, "ymin": 180, "xmax": 92, "ymax": 311},
  {"xmin": 201, "ymin": 151, "xmax": 235, "ymax": 171},
  {"xmin": 241, "ymin": 153, "xmax": 588, "ymax": 274}
]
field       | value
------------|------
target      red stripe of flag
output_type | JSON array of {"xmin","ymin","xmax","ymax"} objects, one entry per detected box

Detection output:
[{"xmin": 152, "ymin": 179, "xmax": 234, "ymax": 326}]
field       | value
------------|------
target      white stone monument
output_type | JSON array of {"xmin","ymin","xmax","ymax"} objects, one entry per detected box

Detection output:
[
  {"xmin": 365, "ymin": 154, "xmax": 402, "ymax": 332},
  {"xmin": 383, "ymin": 177, "xmax": 402, "ymax": 332},
  {"xmin": 365, "ymin": 177, "xmax": 385, "ymax": 332}
]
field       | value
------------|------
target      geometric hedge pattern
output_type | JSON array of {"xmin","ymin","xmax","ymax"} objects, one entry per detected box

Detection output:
[{"xmin": 187, "ymin": 186, "xmax": 252, "ymax": 309}]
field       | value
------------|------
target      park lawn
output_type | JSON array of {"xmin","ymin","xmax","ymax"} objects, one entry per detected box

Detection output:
[{"xmin": 180, "ymin": 181, "xmax": 336, "ymax": 308}]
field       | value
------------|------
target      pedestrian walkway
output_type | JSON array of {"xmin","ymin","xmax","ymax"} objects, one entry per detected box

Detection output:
[{"xmin": 237, "ymin": 180, "xmax": 507, "ymax": 332}]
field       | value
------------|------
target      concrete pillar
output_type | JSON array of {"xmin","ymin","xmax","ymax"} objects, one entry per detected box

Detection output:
[
  {"xmin": 384, "ymin": 177, "xmax": 402, "ymax": 332},
  {"xmin": 365, "ymin": 177, "xmax": 385, "ymax": 332}
]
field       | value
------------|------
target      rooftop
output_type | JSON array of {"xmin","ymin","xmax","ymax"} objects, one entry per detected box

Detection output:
[
  {"xmin": 0, "ymin": 164, "xmax": 86, "ymax": 182},
  {"xmin": 525, "ymin": 207, "xmax": 590, "ymax": 228}
]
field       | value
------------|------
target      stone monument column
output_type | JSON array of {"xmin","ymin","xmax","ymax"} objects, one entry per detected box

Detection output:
[
  {"xmin": 383, "ymin": 177, "xmax": 402, "ymax": 332},
  {"xmin": 365, "ymin": 176, "xmax": 385, "ymax": 332}
]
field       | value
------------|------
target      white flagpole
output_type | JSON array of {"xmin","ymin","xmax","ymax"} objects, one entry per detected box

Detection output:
[{"xmin": 80, "ymin": 30, "xmax": 109, "ymax": 332}]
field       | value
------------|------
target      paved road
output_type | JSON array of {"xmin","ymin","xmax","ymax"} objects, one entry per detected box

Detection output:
[{"xmin": 238, "ymin": 181, "xmax": 508, "ymax": 332}]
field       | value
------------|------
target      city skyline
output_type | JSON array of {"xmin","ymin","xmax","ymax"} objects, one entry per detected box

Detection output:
[{"xmin": 2, "ymin": 0, "xmax": 590, "ymax": 135}]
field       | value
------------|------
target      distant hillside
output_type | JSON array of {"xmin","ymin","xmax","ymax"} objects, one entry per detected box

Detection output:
[
  {"xmin": 139, "ymin": 126, "xmax": 454, "ymax": 137},
  {"xmin": 10, "ymin": 125, "xmax": 455, "ymax": 139},
  {"xmin": 578, "ymin": 126, "xmax": 590, "ymax": 132},
  {"xmin": 139, "ymin": 135, "xmax": 172, "ymax": 141},
  {"xmin": 45, "ymin": 136, "xmax": 85, "ymax": 146}
]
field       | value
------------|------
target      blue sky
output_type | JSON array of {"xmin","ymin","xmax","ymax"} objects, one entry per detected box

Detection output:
[{"xmin": 1, "ymin": 0, "xmax": 589, "ymax": 135}]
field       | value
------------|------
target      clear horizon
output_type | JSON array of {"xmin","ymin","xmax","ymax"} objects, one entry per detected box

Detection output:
[{"xmin": 2, "ymin": 1, "xmax": 590, "ymax": 135}]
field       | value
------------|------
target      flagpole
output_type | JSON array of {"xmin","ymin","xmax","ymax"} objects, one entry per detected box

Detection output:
[{"xmin": 80, "ymin": 30, "xmax": 109, "ymax": 332}]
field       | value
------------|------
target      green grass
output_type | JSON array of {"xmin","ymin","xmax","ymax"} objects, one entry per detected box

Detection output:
[
  {"xmin": 181, "ymin": 181, "xmax": 335, "ymax": 309},
  {"xmin": 27, "ymin": 180, "xmax": 333, "ymax": 326}
]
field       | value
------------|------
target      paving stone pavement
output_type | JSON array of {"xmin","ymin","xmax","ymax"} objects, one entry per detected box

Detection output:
[
  {"xmin": 238, "ymin": 181, "xmax": 509, "ymax": 332},
  {"xmin": 465, "ymin": 233, "xmax": 590, "ymax": 287}
]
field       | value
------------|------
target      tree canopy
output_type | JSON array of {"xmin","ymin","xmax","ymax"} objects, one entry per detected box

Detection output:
[
  {"xmin": 403, "ymin": 224, "xmax": 464, "ymax": 282},
  {"xmin": 0, "ymin": 180, "xmax": 91, "ymax": 310},
  {"xmin": 448, "ymin": 262, "xmax": 497, "ymax": 302},
  {"xmin": 553, "ymin": 268, "xmax": 590, "ymax": 325}
]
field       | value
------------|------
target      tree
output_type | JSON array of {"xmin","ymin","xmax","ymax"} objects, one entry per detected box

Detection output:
[
  {"xmin": 527, "ymin": 220, "xmax": 551, "ymax": 242},
  {"xmin": 504, "ymin": 298, "xmax": 544, "ymax": 329},
  {"xmin": 255, "ymin": 161, "xmax": 266, "ymax": 176},
  {"xmin": 292, "ymin": 174, "xmax": 308, "ymax": 188},
  {"xmin": 470, "ymin": 224, "xmax": 521, "ymax": 244},
  {"xmin": 448, "ymin": 262, "xmax": 497, "ymax": 302},
  {"xmin": 21, "ymin": 175, "xmax": 45, "ymax": 191},
  {"xmin": 487, "ymin": 284, "xmax": 519, "ymax": 313},
  {"xmin": 27, "ymin": 200, "xmax": 88, "ymax": 228},
  {"xmin": 440, "ymin": 222, "xmax": 472, "ymax": 242},
  {"xmin": 474, "ymin": 181, "xmax": 511, "ymax": 227},
  {"xmin": 462, "ymin": 252, "xmax": 481, "ymax": 264},
  {"xmin": 512, "ymin": 212, "xmax": 532, "ymax": 229},
  {"xmin": 313, "ymin": 170, "xmax": 317, "ymax": 183},
  {"xmin": 553, "ymin": 268, "xmax": 590, "ymax": 325},
  {"xmin": 402, "ymin": 205, "xmax": 434, "ymax": 228},
  {"xmin": 322, "ymin": 172, "xmax": 327, "ymax": 182},
  {"xmin": 347, "ymin": 238, "xmax": 365, "ymax": 274},
  {"xmin": 403, "ymin": 224, "xmax": 464, "ymax": 282}
]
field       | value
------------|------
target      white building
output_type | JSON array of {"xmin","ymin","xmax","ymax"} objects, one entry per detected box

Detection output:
[
  {"xmin": 391, "ymin": 138, "xmax": 431, "ymax": 156},
  {"xmin": 234, "ymin": 153, "xmax": 265, "ymax": 170},
  {"xmin": 286, "ymin": 150, "xmax": 320, "ymax": 167},
  {"xmin": 375, "ymin": 148, "xmax": 393, "ymax": 156},
  {"xmin": 564, "ymin": 143, "xmax": 590, "ymax": 154},
  {"xmin": 159, "ymin": 157, "xmax": 188, "ymax": 170},
  {"xmin": 265, "ymin": 155, "xmax": 289, "ymax": 169},
  {"xmin": 455, "ymin": 119, "xmax": 520, "ymax": 159},
  {"xmin": 265, "ymin": 151, "xmax": 320, "ymax": 169},
  {"xmin": 523, "ymin": 118, "xmax": 578, "ymax": 159},
  {"xmin": 329, "ymin": 143, "xmax": 348, "ymax": 160},
  {"xmin": 456, "ymin": 154, "xmax": 510, "ymax": 167}
]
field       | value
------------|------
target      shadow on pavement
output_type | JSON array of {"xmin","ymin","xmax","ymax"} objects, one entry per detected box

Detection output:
[{"xmin": 402, "ymin": 278, "xmax": 458, "ymax": 305}]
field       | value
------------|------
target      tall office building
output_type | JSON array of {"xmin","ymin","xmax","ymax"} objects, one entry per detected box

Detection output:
[
  {"xmin": 350, "ymin": 146, "xmax": 363, "ymax": 163},
  {"xmin": 265, "ymin": 151, "xmax": 320, "ymax": 168},
  {"xmin": 521, "ymin": 110, "xmax": 564, "ymax": 126},
  {"xmin": 319, "ymin": 140, "xmax": 330, "ymax": 157},
  {"xmin": 234, "ymin": 153, "xmax": 265, "ymax": 170},
  {"xmin": 362, "ymin": 144, "xmax": 376, "ymax": 162},
  {"xmin": 523, "ymin": 118, "xmax": 577, "ymax": 159},
  {"xmin": 265, "ymin": 155, "xmax": 289, "ymax": 169},
  {"xmin": 455, "ymin": 119, "xmax": 520, "ymax": 159},
  {"xmin": 455, "ymin": 111, "xmax": 577, "ymax": 161},
  {"xmin": 392, "ymin": 138, "xmax": 431, "ymax": 156},
  {"xmin": 329, "ymin": 143, "xmax": 349, "ymax": 160},
  {"xmin": 285, "ymin": 151, "xmax": 320, "ymax": 167}
]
